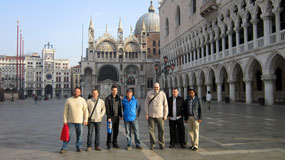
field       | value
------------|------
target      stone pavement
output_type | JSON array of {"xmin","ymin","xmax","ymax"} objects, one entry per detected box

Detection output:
[{"xmin": 0, "ymin": 98, "xmax": 285, "ymax": 160}]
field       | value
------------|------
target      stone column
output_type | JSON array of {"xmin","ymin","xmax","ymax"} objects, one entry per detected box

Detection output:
[
  {"xmin": 206, "ymin": 84, "xmax": 211, "ymax": 93},
  {"xmin": 217, "ymin": 82, "xmax": 222, "ymax": 102},
  {"xmin": 169, "ymin": 88, "xmax": 172, "ymax": 97},
  {"xmin": 210, "ymin": 41, "xmax": 214, "ymax": 61},
  {"xmin": 197, "ymin": 85, "xmax": 202, "ymax": 99},
  {"xmin": 222, "ymin": 35, "xmax": 226, "ymax": 58},
  {"xmin": 262, "ymin": 75, "xmax": 275, "ymax": 105},
  {"xmin": 184, "ymin": 86, "xmax": 188, "ymax": 99},
  {"xmin": 228, "ymin": 81, "xmax": 236, "ymax": 102},
  {"xmin": 273, "ymin": 7, "xmax": 281, "ymax": 42},
  {"xmin": 228, "ymin": 30, "xmax": 233, "ymax": 55},
  {"xmin": 179, "ymin": 86, "xmax": 183, "ymax": 97},
  {"xmin": 216, "ymin": 38, "xmax": 219, "ymax": 56},
  {"xmin": 245, "ymin": 80, "xmax": 252, "ymax": 104},
  {"xmin": 262, "ymin": 15, "xmax": 272, "ymax": 46},
  {"xmin": 251, "ymin": 19, "xmax": 258, "ymax": 49},
  {"xmin": 243, "ymin": 24, "xmax": 248, "ymax": 51},
  {"xmin": 235, "ymin": 27, "xmax": 240, "ymax": 54}
]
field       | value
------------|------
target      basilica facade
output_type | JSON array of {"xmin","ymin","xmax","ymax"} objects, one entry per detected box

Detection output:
[
  {"xmin": 80, "ymin": 1, "xmax": 160, "ymax": 98},
  {"xmin": 159, "ymin": 0, "xmax": 285, "ymax": 105}
]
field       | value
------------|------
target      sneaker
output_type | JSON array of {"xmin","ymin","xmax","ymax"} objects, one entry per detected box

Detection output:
[
  {"xmin": 113, "ymin": 144, "xmax": 120, "ymax": 149},
  {"xmin": 189, "ymin": 146, "xmax": 193, "ymax": 150},
  {"xmin": 136, "ymin": 146, "xmax": 143, "ymax": 150},
  {"xmin": 126, "ymin": 146, "xmax": 132, "ymax": 151},
  {"xmin": 86, "ymin": 147, "xmax": 92, "ymax": 151},
  {"xmin": 192, "ymin": 147, "xmax": 198, "ymax": 151},
  {"xmin": 77, "ymin": 149, "xmax": 82, "ymax": 152},
  {"xmin": 95, "ymin": 147, "xmax": 101, "ymax": 151},
  {"xmin": 59, "ymin": 149, "xmax": 66, "ymax": 154}
]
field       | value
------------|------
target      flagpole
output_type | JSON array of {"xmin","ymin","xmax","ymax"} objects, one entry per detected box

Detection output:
[{"xmin": 16, "ymin": 21, "xmax": 19, "ymax": 90}]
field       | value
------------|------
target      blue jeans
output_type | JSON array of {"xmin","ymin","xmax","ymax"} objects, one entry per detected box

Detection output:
[
  {"xmin": 124, "ymin": 120, "xmax": 141, "ymax": 147},
  {"xmin": 87, "ymin": 122, "xmax": 101, "ymax": 147},
  {"xmin": 61, "ymin": 123, "xmax": 83, "ymax": 150}
]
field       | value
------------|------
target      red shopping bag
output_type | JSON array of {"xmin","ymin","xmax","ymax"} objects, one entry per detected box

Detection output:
[{"xmin": 60, "ymin": 124, "xmax": 69, "ymax": 142}]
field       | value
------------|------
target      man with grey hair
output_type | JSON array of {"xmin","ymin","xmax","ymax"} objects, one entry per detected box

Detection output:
[{"xmin": 144, "ymin": 83, "xmax": 168, "ymax": 150}]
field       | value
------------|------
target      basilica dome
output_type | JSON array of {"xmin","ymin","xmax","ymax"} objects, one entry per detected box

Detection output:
[{"xmin": 134, "ymin": 1, "xmax": 160, "ymax": 35}]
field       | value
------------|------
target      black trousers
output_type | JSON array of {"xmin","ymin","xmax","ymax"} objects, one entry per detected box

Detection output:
[
  {"xmin": 169, "ymin": 118, "xmax": 185, "ymax": 146},
  {"xmin": 107, "ymin": 116, "xmax": 120, "ymax": 146},
  {"xmin": 87, "ymin": 122, "xmax": 101, "ymax": 147}
]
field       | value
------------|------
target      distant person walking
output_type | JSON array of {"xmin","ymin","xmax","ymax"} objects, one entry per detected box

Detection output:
[
  {"xmin": 206, "ymin": 91, "xmax": 212, "ymax": 110},
  {"xmin": 34, "ymin": 95, "xmax": 38, "ymax": 104},
  {"xmin": 122, "ymin": 89, "xmax": 143, "ymax": 151},
  {"xmin": 86, "ymin": 89, "xmax": 106, "ymax": 151},
  {"xmin": 60, "ymin": 87, "xmax": 88, "ymax": 154},
  {"xmin": 184, "ymin": 89, "xmax": 203, "ymax": 151},
  {"xmin": 144, "ymin": 83, "xmax": 168, "ymax": 150}
]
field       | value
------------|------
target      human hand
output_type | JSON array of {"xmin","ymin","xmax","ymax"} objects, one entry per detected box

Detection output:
[
  {"xmin": 145, "ymin": 115, "xmax": 149, "ymax": 120},
  {"xmin": 198, "ymin": 120, "xmax": 202, "ymax": 123},
  {"xmin": 84, "ymin": 122, "xmax": 88, "ymax": 126}
]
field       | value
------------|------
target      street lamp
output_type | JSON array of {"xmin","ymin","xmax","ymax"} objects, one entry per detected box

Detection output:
[{"xmin": 154, "ymin": 56, "xmax": 175, "ymax": 97}]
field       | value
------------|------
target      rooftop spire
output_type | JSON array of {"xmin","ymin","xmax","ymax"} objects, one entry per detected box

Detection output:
[
  {"xmin": 148, "ymin": 0, "xmax": 155, "ymax": 12},
  {"xmin": 89, "ymin": 17, "xmax": 94, "ymax": 29},
  {"xmin": 105, "ymin": 24, "xmax": 108, "ymax": 33},
  {"xmin": 118, "ymin": 17, "xmax": 123, "ymax": 32}
]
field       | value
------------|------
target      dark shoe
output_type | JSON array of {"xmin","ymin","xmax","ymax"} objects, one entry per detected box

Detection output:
[
  {"xmin": 150, "ymin": 146, "xmax": 155, "ymax": 150},
  {"xmin": 107, "ymin": 145, "xmax": 111, "ymax": 150},
  {"xmin": 77, "ymin": 149, "xmax": 82, "ymax": 152},
  {"xmin": 113, "ymin": 144, "xmax": 120, "ymax": 148},
  {"xmin": 192, "ymin": 147, "xmax": 198, "ymax": 151},
  {"xmin": 160, "ymin": 145, "xmax": 165, "ymax": 150},
  {"xmin": 86, "ymin": 147, "xmax": 92, "ymax": 151},
  {"xmin": 59, "ymin": 149, "xmax": 66, "ymax": 154},
  {"xmin": 169, "ymin": 145, "xmax": 175, "ymax": 148},
  {"xmin": 136, "ymin": 146, "xmax": 143, "ymax": 150},
  {"xmin": 95, "ymin": 147, "xmax": 101, "ymax": 151},
  {"xmin": 189, "ymin": 146, "xmax": 193, "ymax": 150}
]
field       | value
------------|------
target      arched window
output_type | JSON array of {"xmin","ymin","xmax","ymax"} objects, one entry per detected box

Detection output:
[
  {"xmin": 165, "ymin": 18, "xmax": 169, "ymax": 36},
  {"xmin": 276, "ymin": 68, "xmax": 283, "ymax": 91},
  {"xmin": 280, "ymin": 0, "xmax": 285, "ymax": 30},
  {"xmin": 176, "ymin": 6, "xmax": 181, "ymax": 27},
  {"xmin": 193, "ymin": 0, "xmax": 196, "ymax": 14},
  {"xmin": 153, "ymin": 40, "xmax": 156, "ymax": 47},
  {"xmin": 153, "ymin": 48, "xmax": 156, "ymax": 55},
  {"xmin": 256, "ymin": 7, "xmax": 264, "ymax": 38}
]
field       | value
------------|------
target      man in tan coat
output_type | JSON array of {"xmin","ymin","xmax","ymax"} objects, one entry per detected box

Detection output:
[
  {"xmin": 60, "ymin": 87, "xmax": 88, "ymax": 154},
  {"xmin": 86, "ymin": 89, "xmax": 106, "ymax": 151},
  {"xmin": 144, "ymin": 83, "xmax": 168, "ymax": 150}
]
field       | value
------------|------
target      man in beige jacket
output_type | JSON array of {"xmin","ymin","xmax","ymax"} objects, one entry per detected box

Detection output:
[
  {"xmin": 86, "ymin": 89, "xmax": 106, "ymax": 151},
  {"xmin": 145, "ymin": 83, "xmax": 168, "ymax": 150},
  {"xmin": 60, "ymin": 87, "xmax": 88, "ymax": 154}
]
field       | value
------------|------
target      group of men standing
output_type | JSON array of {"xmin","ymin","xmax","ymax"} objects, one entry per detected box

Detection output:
[{"xmin": 59, "ymin": 82, "xmax": 203, "ymax": 153}]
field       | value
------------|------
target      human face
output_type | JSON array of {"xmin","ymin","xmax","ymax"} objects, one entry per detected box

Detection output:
[
  {"xmin": 153, "ymin": 84, "xmax": 160, "ymax": 93},
  {"xmin": 172, "ymin": 89, "xmax": 178, "ymax": 97},
  {"xmin": 188, "ymin": 90, "xmax": 195, "ymax": 98},
  {"xmin": 73, "ymin": 88, "xmax": 81, "ymax": 98},
  {"xmin": 126, "ymin": 91, "xmax": 133, "ymax": 99},
  {"xmin": 111, "ymin": 88, "xmax": 118, "ymax": 97},
  {"xmin": 92, "ymin": 90, "xmax": 99, "ymax": 99}
]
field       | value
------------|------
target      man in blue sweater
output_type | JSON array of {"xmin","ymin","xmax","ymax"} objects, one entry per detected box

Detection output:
[{"xmin": 122, "ymin": 89, "xmax": 143, "ymax": 151}]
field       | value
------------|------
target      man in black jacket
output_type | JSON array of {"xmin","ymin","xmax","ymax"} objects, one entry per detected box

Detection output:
[
  {"xmin": 167, "ymin": 88, "xmax": 185, "ymax": 148},
  {"xmin": 105, "ymin": 85, "xmax": 122, "ymax": 150},
  {"xmin": 184, "ymin": 89, "xmax": 203, "ymax": 151}
]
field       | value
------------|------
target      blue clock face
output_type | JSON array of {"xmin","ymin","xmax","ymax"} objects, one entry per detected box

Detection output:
[{"xmin": 46, "ymin": 74, "xmax": 52, "ymax": 80}]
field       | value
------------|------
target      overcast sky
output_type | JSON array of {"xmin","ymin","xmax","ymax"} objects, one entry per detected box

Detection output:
[{"xmin": 0, "ymin": 0, "xmax": 159, "ymax": 66}]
